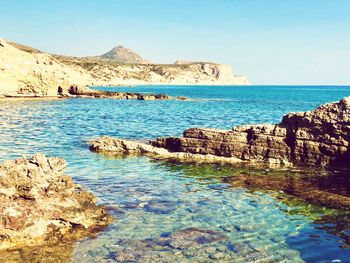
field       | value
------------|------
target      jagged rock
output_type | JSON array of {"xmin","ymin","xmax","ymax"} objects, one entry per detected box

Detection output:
[
  {"xmin": 0, "ymin": 154, "xmax": 111, "ymax": 250},
  {"xmin": 151, "ymin": 97, "xmax": 350, "ymax": 167},
  {"xmin": 90, "ymin": 97, "xmax": 350, "ymax": 168}
]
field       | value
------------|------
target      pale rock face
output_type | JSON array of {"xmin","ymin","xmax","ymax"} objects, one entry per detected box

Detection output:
[
  {"xmin": 0, "ymin": 38, "xmax": 93, "ymax": 96},
  {"xmin": 0, "ymin": 38, "xmax": 250, "ymax": 96}
]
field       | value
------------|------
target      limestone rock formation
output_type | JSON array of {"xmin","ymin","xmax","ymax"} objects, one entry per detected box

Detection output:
[
  {"xmin": 152, "ymin": 97, "xmax": 350, "ymax": 167},
  {"xmin": 89, "ymin": 136, "xmax": 242, "ymax": 164},
  {"xmin": 0, "ymin": 38, "xmax": 250, "ymax": 97},
  {"xmin": 90, "ymin": 97, "xmax": 350, "ymax": 168},
  {"xmin": 0, "ymin": 154, "xmax": 111, "ymax": 250}
]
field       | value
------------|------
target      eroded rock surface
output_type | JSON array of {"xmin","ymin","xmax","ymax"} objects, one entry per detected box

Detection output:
[
  {"xmin": 89, "ymin": 136, "xmax": 242, "ymax": 164},
  {"xmin": 151, "ymin": 97, "xmax": 350, "ymax": 167},
  {"xmin": 0, "ymin": 154, "xmax": 111, "ymax": 250},
  {"xmin": 89, "ymin": 97, "xmax": 350, "ymax": 168}
]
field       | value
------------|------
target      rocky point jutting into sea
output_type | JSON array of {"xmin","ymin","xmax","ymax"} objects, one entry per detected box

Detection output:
[
  {"xmin": 90, "ymin": 96, "xmax": 350, "ymax": 168},
  {"xmin": 0, "ymin": 38, "xmax": 249, "ymax": 97},
  {"xmin": 59, "ymin": 85, "xmax": 188, "ymax": 100},
  {"xmin": 0, "ymin": 154, "xmax": 111, "ymax": 251}
]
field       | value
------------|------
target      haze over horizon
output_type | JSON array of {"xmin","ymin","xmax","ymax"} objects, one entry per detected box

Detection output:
[{"xmin": 1, "ymin": 0, "xmax": 350, "ymax": 85}]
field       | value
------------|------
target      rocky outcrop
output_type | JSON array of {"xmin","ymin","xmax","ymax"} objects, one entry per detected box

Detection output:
[
  {"xmin": 152, "ymin": 97, "xmax": 350, "ymax": 167},
  {"xmin": 0, "ymin": 38, "xmax": 250, "ymax": 97},
  {"xmin": 89, "ymin": 137, "xmax": 242, "ymax": 164},
  {"xmin": 90, "ymin": 97, "xmax": 350, "ymax": 168},
  {"xmin": 0, "ymin": 154, "xmax": 111, "ymax": 250},
  {"xmin": 65, "ymin": 85, "xmax": 186, "ymax": 100}
]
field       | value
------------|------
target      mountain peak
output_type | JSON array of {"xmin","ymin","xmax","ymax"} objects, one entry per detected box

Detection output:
[{"xmin": 97, "ymin": 45, "xmax": 148, "ymax": 64}]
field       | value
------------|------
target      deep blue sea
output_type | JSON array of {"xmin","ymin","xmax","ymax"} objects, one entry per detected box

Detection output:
[{"xmin": 1, "ymin": 85, "xmax": 350, "ymax": 262}]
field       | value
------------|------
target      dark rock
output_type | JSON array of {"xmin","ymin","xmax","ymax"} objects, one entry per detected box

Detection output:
[
  {"xmin": 144, "ymin": 200, "xmax": 177, "ymax": 214},
  {"xmin": 225, "ymin": 173, "xmax": 350, "ymax": 210},
  {"xmin": 67, "ymin": 85, "xmax": 177, "ymax": 101},
  {"xmin": 166, "ymin": 227, "xmax": 227, "ymax": 249}
]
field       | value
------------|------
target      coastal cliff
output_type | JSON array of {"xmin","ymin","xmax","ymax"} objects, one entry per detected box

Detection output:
[
  {"xmin": 0, "ymin": 38, "xmax": 249, "ymax": 97},
  {"xmin": 89, "ymin": 96, "xmax": 350, "ymax": 168}
]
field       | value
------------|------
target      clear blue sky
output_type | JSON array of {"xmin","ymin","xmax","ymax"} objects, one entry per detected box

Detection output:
[{"xmin": 1, "ymin": 0, "xmax": 350, "ymax": 85}]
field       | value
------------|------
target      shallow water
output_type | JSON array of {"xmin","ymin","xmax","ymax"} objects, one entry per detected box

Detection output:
[{"xmin": 1, "ymin": 85, "xmax": 350, "ymax": 262}]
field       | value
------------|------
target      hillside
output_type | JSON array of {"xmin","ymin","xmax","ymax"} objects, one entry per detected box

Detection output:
[
  {"xmin": 91, "ymin": 45, "xmax": 148, "ymax": 64},
  {"xmin": 0, "ymin": 38, "xmax": 250, "ymax": 97}
]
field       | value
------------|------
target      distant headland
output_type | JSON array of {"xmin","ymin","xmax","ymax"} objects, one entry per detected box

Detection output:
[{"xmin": 0, "ymin": 38, "xmax": 250, "ymax": 97}]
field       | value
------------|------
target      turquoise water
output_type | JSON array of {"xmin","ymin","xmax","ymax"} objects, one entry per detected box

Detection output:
[{"xmin": 1, "ymin": 85, "xmax": 350, "ymax": 262}]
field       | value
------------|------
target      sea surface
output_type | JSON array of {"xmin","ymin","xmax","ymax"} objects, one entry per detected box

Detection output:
[{"xmin": 1, "ymin": 85, "xmax": 350, "ymax": 262}]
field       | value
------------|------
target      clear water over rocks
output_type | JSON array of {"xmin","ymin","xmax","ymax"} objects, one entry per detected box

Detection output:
[{"xmin": 1, "ymin": 85, "xmax": 350, "ymax": 262}]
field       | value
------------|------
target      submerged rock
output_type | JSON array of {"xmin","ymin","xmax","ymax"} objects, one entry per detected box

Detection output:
[
  {"xmin": 0, "ymin": 154, "xmax": 111, "ymax": 250},
  {"xmin": 224, "ymin": 173, "xmax": 350, "ymax": 210},
  {"xmin": 89, "ymin": 97, "xmax": 350, "ymax": 168},
  {"xmin": 165, "ymin": 227, "xmax": 227, "ymax": 249},
  {"xmin": 107, "ymin": 228, "xmax": 227, "ymax": 262},
  {"xmin": 144, "ymin": 200, "xmax": 178, "ymax": 214}
]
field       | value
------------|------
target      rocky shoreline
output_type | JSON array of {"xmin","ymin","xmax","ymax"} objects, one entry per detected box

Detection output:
[
  {"xmin": 89, "ymin": 96, "xmax": 350, "ymax": 168},
  {"xmin": 63, "ymin": 85, "xmax": 188, "ymax": 100},
  {"xmin": 2, "ymin": 85, "xmax": 188, "ymax": 101},
  {"xmin": 0, "ymin": 154, "xmax": 111, "ymax": 251},
  {"xmin": 2, "ymin": 95, "xmax": 350, "ymax": 256}
]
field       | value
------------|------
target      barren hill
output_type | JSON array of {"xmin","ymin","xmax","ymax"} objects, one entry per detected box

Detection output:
[
  {"xmin": 93, "ymin": 45, "xmax": 148, "ymax": 64},
  {"xmin": 0, "ymin": 38, "xmax": 250, "ymax": 97}
]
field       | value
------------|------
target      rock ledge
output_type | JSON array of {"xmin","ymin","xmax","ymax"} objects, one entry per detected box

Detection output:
[{"xmin": 90, "ymin": 97, "xmax": 350, "ymax": 167}]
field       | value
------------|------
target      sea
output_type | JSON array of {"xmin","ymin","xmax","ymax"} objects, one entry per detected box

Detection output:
[{"xmin": 0, "ymin": 85, "xmax": 350, "ymax": 262}]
